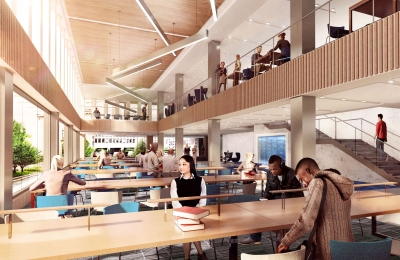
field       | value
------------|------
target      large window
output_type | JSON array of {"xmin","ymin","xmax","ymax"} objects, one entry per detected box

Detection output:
[
  {"xmin": 257, "ymin": 135, "xmax": 287, "ymax": 165},
  {"xmin": 12, "ymin": 92, "xmax": 45, "ymax": 194}
]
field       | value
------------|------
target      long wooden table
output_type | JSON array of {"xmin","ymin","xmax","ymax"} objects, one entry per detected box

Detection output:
[{"xmin": 2, "ymin": 192, "xmax": 400, "ymax": 260}]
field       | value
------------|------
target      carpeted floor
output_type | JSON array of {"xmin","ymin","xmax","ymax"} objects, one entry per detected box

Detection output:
[{"xmin": 68, "ymin": 183, "xmax": 400, "ymax": 259}]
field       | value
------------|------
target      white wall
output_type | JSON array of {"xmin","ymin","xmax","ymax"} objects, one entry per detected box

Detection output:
[
  {"xmin": 319, "ymin": 107, "xmax": 400, "ymax": 161},
  {"xmin": 316, "ymin": 144, "xmax": 388, "ymax": 183},
  {"xmin": 222, "ymin": 131, "xmax": 254, "ymax": 162}
]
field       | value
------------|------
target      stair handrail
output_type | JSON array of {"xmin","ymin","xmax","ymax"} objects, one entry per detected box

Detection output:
[
  {"xmin": 321, "ymin": 115, "xmax": 400, "ymax": 153},
  {"xmin": 338, "ymin": 118, "xmax": 400, "ymax": 139}
]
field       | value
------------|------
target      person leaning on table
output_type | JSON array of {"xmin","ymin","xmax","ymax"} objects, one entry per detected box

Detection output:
[
  {"xmin": 277, "ymin": 158, "xmax": 354, "ymax": 259},
  {"xmin": 170, "ymin": 155, "xmax": 208, "ymax": 260}
]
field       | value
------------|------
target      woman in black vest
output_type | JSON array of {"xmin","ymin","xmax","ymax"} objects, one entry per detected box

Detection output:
[{"xmin": 170, "ymin": 155, "xmax": 208, "ymax": 260}]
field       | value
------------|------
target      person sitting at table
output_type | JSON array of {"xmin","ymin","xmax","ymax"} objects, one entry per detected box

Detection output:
[
  {"xmin": 146, "ymin": 142, "xmax": 160, "ymax": 177},
  {"xmin": 30, "ymin": 156, "xmax": 86, "ymax": 196},
  {"xmin": 251, "ymin": 45, "xmax": 267, "ymax": 75},
  {"xmin": 116, "ymin": 149, "xmax": 125, "ymax": 159},
  {"xmin": 277, "ymin": 158, "xmax": 354, "ymax": 259},
  {"xmin": 161, "ymin": 148, "xmax": 178, "ymax": 172},
  {"xmin": 239, "ymin": 155, "xmax": 303, "ymax": 245},
  {"xmin": 236, "ymin": 152, "xmax": 257, "ymax": 174},
  {"xmin": 233, "ymin": 54, "xmax": 241, "ymax": 86},
  {"xmin": 140, "ymin": 149, "xmax": 149, "ymax": 168},
  {"xmin": 135, "ymin": 149, "xmax": 142, "ymax": 162},
  {"xmin": 50, "ymin": 155, "xmax": 64, "ymax": 171},
  {"xmin": 170, "ymin": 155, "xmax": 208, "ymax": 260},
  {"xmin": 217, "ymin": 61, "xmax": 227, "ymax": 94},
  {"xmin": 97, "ymin": 150, "xmax": 111, "ymax": 169},
  {"xmin": 268, "ymin": 32, "xmax": 290, "ymax": 65}
]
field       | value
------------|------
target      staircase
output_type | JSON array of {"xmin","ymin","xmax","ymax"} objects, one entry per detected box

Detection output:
[{"xmin": 316, "ymin": 129, "xmax": 400, "ymax": 182}]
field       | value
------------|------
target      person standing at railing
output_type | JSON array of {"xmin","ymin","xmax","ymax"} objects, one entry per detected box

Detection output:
[
  {"xmin": 142, "ymin": 103, "xmax": 147, "ymax": 121},
  {"xmin": 233, "ymin": 54, "xmax": 241, "ymax": 86},
  {"xmin": 93, "ymin": 107, "xmax": 100, "ymax": 119},
  {"xmin": 217, "ymin": 61, "xmax": 227, "ymax": 93},
  {"xmin": 374, "ymin": 113, "xmax": 388, "ymax": 161}
]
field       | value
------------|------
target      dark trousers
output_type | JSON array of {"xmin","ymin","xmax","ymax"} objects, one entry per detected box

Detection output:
[{"xmin": 376, "ymin": 138, "xmax": 385, "ymax": 159}]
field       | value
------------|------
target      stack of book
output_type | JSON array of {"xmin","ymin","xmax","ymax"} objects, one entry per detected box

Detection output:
[{"xmin": 173, "ymin": 206, "xmax": 210, "ymax": 231}]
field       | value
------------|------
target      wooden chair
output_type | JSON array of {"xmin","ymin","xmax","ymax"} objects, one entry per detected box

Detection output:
[
  {"xmin": 90, "ymin": 191, "xmax": 122, "ymax": 214},
  {"xmin": 241, "ymin": 245, "xmax": 305, "ymax": 260},
  {"xmin": 12, "ymin": 211, "xmax": 59, "ymax": 223}
]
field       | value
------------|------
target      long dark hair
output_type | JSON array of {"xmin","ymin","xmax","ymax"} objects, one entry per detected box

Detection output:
[{"xmin": 179, "ymin": 155, "xmax": 197, "ymax": 176}]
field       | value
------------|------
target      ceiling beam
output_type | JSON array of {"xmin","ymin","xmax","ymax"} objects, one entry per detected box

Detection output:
[
  {"xmin": 136, "ymin": 0, "xmax": 176, "ymax": 56},
  {"xmin": 106, "ymin": 78, "xmax": 149, "ymax": 103},
  {"xmin": 112, "ymin": 30, "xmax": 208, "ymax": 78},
  {"xmin": 105, "ymin": 100, "xmax": 137, "ymax": 113},
  {"xmin": 110, "ymin": 59, "xmax": 162, "ymax": 81},
  {"xmin": 210, "ymin": 0, "xmax": 218, "ymax": 21}
]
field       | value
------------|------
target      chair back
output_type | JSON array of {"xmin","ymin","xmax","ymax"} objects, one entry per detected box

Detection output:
[
  {"xmin": 76, "ymin": 166, "xmax": 90, "ymax": 170},
  {"xmin": 114, "ymin": 114, "xmax": 120, "ymax": 119},
  {"xmin": 206, "ymin": 184, "xmax": 220, "ymax": 204},
  {"xmin": 242, "ymin": 183, "xmax": 257, "ymax": 195},
  {"xmin": 194, "ymin": 89, "xmax": 201, "ymax": 103},
  {"xmin": 227, "ymin": 194, "xmax": 259, "ymax": 204},
  {"xmin": 102, "ymin": 166, "xmax": 114, "ymax": 169},
  {"xmin": 37, "ymin": 194, "xmax": 73, "ymax": 215},
  {"xmin": 90, "ymin": 191, "xmax": 122, "ymax": 212},
  {"xmin": 218, "ymin": 169, "xmax": 232, "ymax": 175},
  {"xmin": 158, "ymin": 187, "xmax": 171, "ymax": 209},
  {"xmin": 103, "ymin": 201, "xmax": 139, "ymax": 215},
  {"xmin": 196, "ymin": 170, "xmax": 205, "ymax": 176},
  {"xmin": 330, "ymin": 238, "xmax": 392, "ymax": 260},
  {"xmin": 281, "ymin": 47, "xmax": 290, "ymax": 57},
  {"xmin": 241, "ymin": 245, "xmax": 305, "ymax": 260},
  {"xmin": 105, "ymin": 114, "xmax": 110, "ymax": 119},
  {"xmin": 13, "ymin": 210, "xmax": 59, "ymax": 223},
  {"xmin": 327, "ymin": 24, "xmax": 344, "ymax": 37},
  {"xmin": 165, "ymin": 107, "xmax": 170, "ymax": 117},
  {"xmin": 95, "ymin": 173, "xmax": 116, "ymax": 179}
]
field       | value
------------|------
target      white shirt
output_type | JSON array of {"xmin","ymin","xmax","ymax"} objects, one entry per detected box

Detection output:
[
  {"xmin": 161, "ymin": 154, "xmax": 178, "ymax": 172},
  {"xmin": 170, "ymin": 173, "xmax": 207, "ymax": 208}
]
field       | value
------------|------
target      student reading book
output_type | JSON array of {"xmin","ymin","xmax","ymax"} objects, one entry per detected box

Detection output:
[{"xmin": 170, "ymin": 155, "xmax": 208, "ymax": 260}]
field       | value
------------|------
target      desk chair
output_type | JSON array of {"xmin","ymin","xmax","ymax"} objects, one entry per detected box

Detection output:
[
  {"xmin": 105, "ymin": 113, "xmax": 110, "ymax": 119},
  {"xmin": 206, "ymin": 184, "xmax": 220, "ymax": 205},
  {"xmin": 275, "ymin": 47, "xmax": 290, "ymax": 66},
  {"xmin": 103, "ymin": 201, "xmax": 139, "ymax": 215},
  {"xmin": 196, "ymin": 170, "xmax": 205, "ymax": 176},
  {"xmin": 37, "ymin": 194, "xmax": 74, "ymax": 216},
  {"xmin": 241, "ymin": 245, "xmax": 306, "ymax": 260},
  {"xmin": 330, "ymin": 238, "xmax": 392, "ymax": 260},
  {"xmin": 134, "ymin": 174, "xmax": 157, "ymax": 201},
  {"xmin": 326, "ymin": 25, "xmax": 349, "ymax": 43},
  {"xmin": 231, "ymin": 152, "xmax": 241, "ymax": 163},
  {"xmin": 114, "ymin": 114, "xmax": 121, "ymax": 120},
  {"xmin": 140, "ymin": 189, "xmax": 161, "ymax": 210},
  {"xmin": 90, "ymin": 191, "xmax": 122, "ymax": 214}
]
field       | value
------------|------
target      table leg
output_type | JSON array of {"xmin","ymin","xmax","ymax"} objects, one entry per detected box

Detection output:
[
  {"xmin": 276, "ymin": 229, "xmax": 285, "ymax": 252},
  {"xmin": 261, "ymin": 180, "xmax": 264, "ymax": 197},
  {"xmin": 372, "ymin": 216, "xmax": 388, "ymax": 238},
  {"xmin": 30, "ymin": 193, "xmax": 35, "ymax": 208},
  {"xmin": 229, "ymin": 236, "xmax": 238, "ymax": 260}
]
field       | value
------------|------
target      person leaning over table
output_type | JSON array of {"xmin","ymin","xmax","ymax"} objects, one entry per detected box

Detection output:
[
  {"xmin": 50, "ymin": 155, "xmax": 64, "ymax": 171},
  {"xmin": 170, "ymin": 155, "xmax": 208, "ymax": 260},
  {"xmin": 30, "ymin": 156, "xmax": 86, "ymax": 196},
  {"xmin": 239, "ymin": 154, "xmax": 303, "ymax": 245},
  {"xmin": 277, "ymin": 158, "xmax": 354, "ymax": 259},
  {"xmin": 116, "ymin": 149, "xmax": 125, "ymax": 159},
  {"xmin": 268, "ymin": 32, "xmax": 290, "ymax": 63},
  {"xmin": 97, "ymin": 150, "xmax": 111, "ymax": 169}
]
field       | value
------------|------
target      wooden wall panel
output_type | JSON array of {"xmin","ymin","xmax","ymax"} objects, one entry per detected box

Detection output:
[
  {"xmin": 156, "ymin": 12, "xmax": 400, "ymax": 132},
  {"xmin": 0, "ymin": 1, "xmax": 81, "ymax": 128}
]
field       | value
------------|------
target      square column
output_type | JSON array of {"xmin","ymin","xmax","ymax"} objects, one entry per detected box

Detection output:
[
  {"xmin": 74, "ymin": 131, "xmax": 80, "ymax": 162},
  {"xmin": 44, "ymin": 112, "xmax": 59, "ymax": 170},
  {"xmin": 290, "ymin": 96, "xmax": 316, "ymax": 166},
  {"xmin": 146, "ymin": 136, "xmax": 153, "ymax": 150},
  {"xmin": 290, "ymin": 0, "xmax": 315, "ymax": 58},
  {"xmin": 208, "ymin": 41, "xmax": 220, "ymax": 96},
  {"xmin": 158, "ymin": 133, "xmax": 164, "ymax": 151},
  {"xmin": 0, "ymin": 67, "xmax": 13, "ymax": 212},
  {"xmin": 208, "ymin": 119, "xmax": 221, "ymax": 167},
  {"xmin": 175, "ymin": 128, "xmax": 183, "ymax": 158},
  {"xmin": 158, "ymin": 91, "xmax": 164, "ymax": 121},
  {"xmin": 113, "ymin": 100, "xmax": 119, "ymax": 117},
  {"xmin": 175, "ymin": 74, "xmax": 183, "ymax": 111},
  {"xmin": 124, "ymin": 101, "xmax": 131, "ymax": 119},
  {"xmin": 148, "ymin": 102, "xmax": 152, "ymax": 121},
  {"xmin": 137, "ymin": 101, "xmax": 141, "ymax": 115},
  {"xmin": 104, "ymin": 102, "xmax": 108, "ymax": 117},
  {"xmin": 80, "ymin": 135, "xmax": 85, "ymax": 159},
  {"xmin": 64, "ymin": 125, "xmax": 74, "ymax": 164}
]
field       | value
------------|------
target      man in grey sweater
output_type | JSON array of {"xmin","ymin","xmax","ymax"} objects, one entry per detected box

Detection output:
[{"xmin": 147, "ymin": 142, "xmax": 160, "ymax": 177}]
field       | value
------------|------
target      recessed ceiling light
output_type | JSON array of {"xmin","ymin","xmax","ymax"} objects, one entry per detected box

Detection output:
[
  {"xmin": 201, "ymin": 60, "xmax": 203, "ymax": 62},
  {"xmin": 249, "ymin": 19, "xmax": 253, "ymax": 22},
  {"xmin": 244, "ymin": 39, "xmax": 247, "ymax": 42},
  {"xmin": 342, "ymin": 98, "xmax": 346, "ymax": 101},
  {"xmin": 332, "ymin": 110, "xmax": 336, "ymax": 111},
  {"xmin": 320, "ymin": 96, "xmax": 325, "ymax": 99},
  {"xmin": 266, "ymin": 22, "xmax": 270, "ymax": 25},
  {"xmin": 258, "ymin": 119, "xmax": 261, "ymax": 120},
  {"xmin": 316, "ymin": 109, "xmax": 319, "ymax": 111},
  {"xmin": 282, "ymin": 25, "xmax": 285, "ymax": 28},
  {"xmin": 228, "ymin": 36, "xmax": 232, "ymax": 39},
  {"xmin": 331, "ymin": 8, "xmax": 335, "ymax": 11},
  {"xmin": 388, "ymin": 80, "xmax": 394, "ymax": 84},
  {"xmin": 362, "ymin": 100, "xmax": 366, "ymax": 102},
  {"xmin": 315, "ymin": 4, "xmax": 319, "ymax": 7},
  {"xmin": 191, "ymin": 69, "xmax": 193, "ymax": 70}
]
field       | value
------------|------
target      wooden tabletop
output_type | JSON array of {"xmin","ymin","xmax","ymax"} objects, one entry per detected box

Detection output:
[
  {"xmin": 2, "ymin": 192, "xmax": 400, "ymax": 259},
  {"xmin": 255, "ymin": 51, "xmax": 281, "ymax": 64},
  {"xmin": 70, "ymin": 168, "xmax": 152, "ymax": 174}
]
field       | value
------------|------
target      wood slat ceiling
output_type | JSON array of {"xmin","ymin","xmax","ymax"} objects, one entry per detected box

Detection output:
[{"xmin": 64, "ymin": 0, "xmax": 224, "ymax": 91}]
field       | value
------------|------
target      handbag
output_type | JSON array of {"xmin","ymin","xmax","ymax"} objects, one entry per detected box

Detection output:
[{"xmin": 296, "ymin": 177, "xmax": 328, "ymax": 260}]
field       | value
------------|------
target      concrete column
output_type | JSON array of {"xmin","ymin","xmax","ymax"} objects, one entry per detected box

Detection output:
[
  {"xmin": 158, "ymin": 91, "xmax": 164, "ymax": 121},
  {"xmin": 208, "ymin": 119, "xmax": 221, "ymax": 167},
  {"xmin": 290, "ymin": 0, "xmax": 315, "ymax": 58},
  {"xmin": 74, "ymin": 131, "xmax": 80, "ymax": 161},
  {"xmin": 175, "ymin": 74, "xmax": 183, "ymax": 111},
  {"xmin": 113, "ymin": 100, "xmax": 119, "ymax": 117},
  {"xmin": 137, "ymin": 101, "xmax": 142, "ymax": 115},
  {"xmin": 64, "ymin": 125, "xmax": 74, "ymax": 164},
  {"xmin": 80, "ymin": 135, "xmax": 85, "ymax": 159},
  {"xmin": 175, "ymin": 128, "xmax": 184, "ymax": 158},
  {"xmin": 125, "ymin": 101, "xmax": 130, "ymax": 118},
  {"xmin": 92, "ymin": 98, "xmax": 96, "ymax": 118},
  {"xmin": 44, "ymin": 112, "xmax": 59, "ymax": 169},
  {"xmin": 208, "ymin": 40, "xmax": 221, "ymax": 96},
  {"xmin": 0, "ymin": 67, "xmax": 13, "ymax": 213},
  {"xmin": 148, "ymin": 102, "xmax": 152, "ymax": 121},
  {"xmin": 146, "ymin": 136, "xmax": 153, "ymax": 150},
  {"xmin": 158, "ymin": 133, "xmax": 164, "ymax": 152},
  {"xmin": 104, "ymin": 102, "xmax": 108, "ymax": 116},
  {"xmin": 290, "ymin": 96, "xmax": 316, "ymax": 167}
]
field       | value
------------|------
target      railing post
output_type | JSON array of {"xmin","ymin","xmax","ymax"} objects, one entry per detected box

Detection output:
[
  {"xmin": 335, "ymin": 117, "xmax": 337, "ymax": 140},
  {"xmin": 355, "ymin": 128, "xmax": 357, "ymax": 153}
]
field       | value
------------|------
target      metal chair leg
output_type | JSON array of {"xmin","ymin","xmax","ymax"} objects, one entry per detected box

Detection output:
[
  {"xmin": 212, "ymin": 239, "xmax": 217, "ymax": 260},
  {"xmin": 358, "ymin": 218, "xmax": 364, "ymax": 235},
  {"xmin": 169, "ymin": 245, "xmax": 172, "ymax": 260},
  {"xmin": 220, "ymin": 237, "xmax": 225, "ymax": 246},
  {"xmin": 156, "ymin": 247, "xmax": 160, "ymax": 260},
  {"xmin": 269, "ymin": 232, "xmax": 275, "ymax": 253}
]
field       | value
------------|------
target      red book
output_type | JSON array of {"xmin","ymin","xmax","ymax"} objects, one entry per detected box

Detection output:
[
  {"xmin": 175, "ymin": 216, "xmax": 201, "ymax": 225},
  {"xmin": 172, "ymin": 206, "xmax": 210, "ymax": 220},
  {"xmin": 175, "ymin": 221, "xmax": 205, "ymax": 232}
]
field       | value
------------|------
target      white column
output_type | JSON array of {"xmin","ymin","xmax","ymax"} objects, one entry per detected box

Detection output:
[
  {"xmin": 44, "ymin": 112, "xmax": 59, "ymax": 169},
  {"xmin": 104, "ymin": 102, "xmax": 108, "ymax": 117},
  {"xmin": 64, "ymin": 125, "xmax": 74, "ymax": 164},
  {"xmin": 148, "ymin": 102, "xmax": 152, "ymax": 121},
  {"xmin": 74, "ymin": 131, "xmax": 80, "ymax": 161},
  {"xmin": 208, "ymin": 119, "xmax": 221, "ymax": 167},
  {"xmin": 175, "ymin": 128, "xmax": 184, "ymax": 158},
  {"xmin": 137, "ymin": 101, "xmax": 141, "ymax": 115},
  {"xmin": 113, "ymin": 100, "xmax": 119, "ymax": 117},
  {"xmin": 80, "ymin": 135, "xmax": 85, "ymax": 159},
  {"xmin": 0, "ymin": 67, "xmax": 13, "ymax": 213},
  {"xmin": 125, "ymin": 101, "xmax": 130, "ymax": 119},
  {"xmin": 91, "ymin": 98, "xmax": 96, "ymax": 118},
  {"xmin": 290, "ymin": 96, "xmax": 316, "ymax": 166},
  {"xmin": 158, "ymin": 133, "xmax": 164, "ymax": 151},
  {"xmin": 208, "ymin": 41, "xmax": 221, "ymax": 96},
  {"xmin": 175, "ymin": 74, "xmax": 183, "ymax": 111}
]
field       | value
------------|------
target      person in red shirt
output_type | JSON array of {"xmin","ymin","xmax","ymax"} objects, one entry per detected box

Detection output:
[{"xmin": 374, "ymin": 114, "xmax": 388, "ymax": 161}]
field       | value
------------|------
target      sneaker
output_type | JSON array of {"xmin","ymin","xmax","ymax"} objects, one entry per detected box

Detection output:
[
  {"xmin": 238, "ymin": 237, "xmax": 261, "ymax": 245},
  {"xmin": 197, "ymin": 253, "xmax": 208, "ymax": 260}
]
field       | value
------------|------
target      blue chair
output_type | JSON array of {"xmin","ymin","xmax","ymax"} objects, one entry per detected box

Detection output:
[
  {"xmin": 102, "ymin": 166, "xmax": 114, "ymax": 169},
  {"xmin": 206, "ymin": 184, "xmax": 220, "ymax": 205},
  {"xmin": 37, "ymin": 194, "xmax": 74, "ymax": 216},
  {"xmin": 196, "ymin": 170, "xmax": 205, "ymax": 176},
  {"xmin": 227, "ymin": 194, "xmax": 259, "ymax": 204},
  {"xmin": 330, "ymin": 238, "xmax": 392, "ymax": 260},
  {"xmin": 135, "ymin": 174, "xmax": 155, "ymax": 201},
  {"xmin": 103, "ymin": 201, "xmax": 140, "ymax": 215},
  {"xmin": 218, "ymin": 169, "xmax": 232, "ymax": 192}
]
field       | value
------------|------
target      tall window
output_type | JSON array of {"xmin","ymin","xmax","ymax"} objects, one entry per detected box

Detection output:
[{"xmin": 258, "ymin": 135, "xmax": 286, "ymax": 165}]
